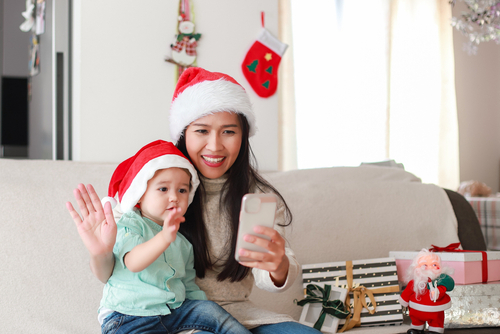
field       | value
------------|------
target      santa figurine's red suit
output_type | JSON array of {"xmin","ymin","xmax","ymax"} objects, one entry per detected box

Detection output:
[{"xmin": 399, "ymin": 249, "xmax": 455, "ymax": 334}]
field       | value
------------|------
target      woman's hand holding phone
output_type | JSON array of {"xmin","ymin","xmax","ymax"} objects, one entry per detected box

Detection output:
[
  {"xmin": 237, "ymin": 225, "xmax": 289, "ymax": 286},
  {"xmin": 235, "ymin": 194, "xmax": 290, "ymax": 286}
]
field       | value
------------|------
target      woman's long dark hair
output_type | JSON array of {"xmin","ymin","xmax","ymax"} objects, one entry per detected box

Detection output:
[{"xmin": 177, "ymin": 113, "xmax": 293, "ymax": 282}]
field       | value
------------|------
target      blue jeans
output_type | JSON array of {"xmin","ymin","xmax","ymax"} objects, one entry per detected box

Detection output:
[
  {"xmin": 101, "ymin": 299, "xmax": 252, "ymax": 334},
  {"xmin": 250, "ymin": 322, "xmax": 322, "ymax": 334}
]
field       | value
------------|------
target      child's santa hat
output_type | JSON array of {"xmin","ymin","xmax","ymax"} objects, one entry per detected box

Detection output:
[
  {"xmin": 169, "ymin": 67, "xmax": 256, "ymax": 143},
  {"xmin": 101, "ymin": 140, "xmax": 199, "ymax": 213}
]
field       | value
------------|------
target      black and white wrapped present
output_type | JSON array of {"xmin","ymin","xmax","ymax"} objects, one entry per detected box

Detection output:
[
  {"xmin": 302, "ymin": 257, "xmax": 404, "ymax": 331},
  {"xmin": 445, "ymin": 281, "xmax": 500, "ymax": 328}
]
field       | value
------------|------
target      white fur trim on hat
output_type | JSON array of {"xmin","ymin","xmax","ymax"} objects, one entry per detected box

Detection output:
[
  {"xmin": 169, "ymin": 78, "xmax": 256, "ymax": 143},
  {"xmin": 101, "ymin": 196, "xmax": 117, "ymax": 210},
  {"xmin": 120, "ymin": 155, "xmax": 199, "ymax": 213}
]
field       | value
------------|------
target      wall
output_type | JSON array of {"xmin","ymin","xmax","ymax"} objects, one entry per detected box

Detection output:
[
  {"xmin": 69, "ymin": 2, "xmax": 500, "ymax": 188},
  {"xmin": 0, "ymin": 0, "xmax": 3, "ymax": 140},
  {"xmin": 1, "ymin": 0, "xmax": 31, "ymax": 156},
  {"xmin": 452, "ymin": 2, "xmax": 500, "ymax": 193},
  {"xmin": 28, "ymin": 0, "xmax": 71, "ymax": 160},
  {"xmin": 28, "ymin": 0, "xmax": 54, "ymax": 159},
  {"xmin": 2, "ymin": 0, "xmax": 30, "ymax": 77},
  {"xmin": 72, "ymin": 0, "xmax": 280, "ymax": 171}
]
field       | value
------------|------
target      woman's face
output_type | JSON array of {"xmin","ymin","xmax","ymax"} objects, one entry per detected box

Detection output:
[{"xmin": 185, "ymin": 112, "xmax": 242, "ymax": 179}]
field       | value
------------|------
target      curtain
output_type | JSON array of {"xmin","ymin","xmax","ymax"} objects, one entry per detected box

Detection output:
[
  {"xmin": 278, "ymin": 0, "xmax": 298, "ymax": 171},
  {"xmin": 388, "ymin": 0, "xmax": 459, "ymax": 189},
  {"xmin": 283, "ymin": 0, "xmax": 460, "ymax": 189}
]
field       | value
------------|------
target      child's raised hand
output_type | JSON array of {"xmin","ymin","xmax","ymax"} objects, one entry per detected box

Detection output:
[
  {"xmin": 160, "ymin": 207, "xmax": 185, "ymax": 245},
  {"xmin": 66, "ymin": 184, "xmax": 117, "ymax": 257}
]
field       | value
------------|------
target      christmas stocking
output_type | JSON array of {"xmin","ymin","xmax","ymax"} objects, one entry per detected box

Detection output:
[{"xmin": 241, "ymin": 29, "xmax": 288, "ymax": 98}]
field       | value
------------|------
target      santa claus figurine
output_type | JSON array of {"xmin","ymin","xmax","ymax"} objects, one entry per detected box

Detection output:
[{"xmin": 399, "ymin": 249, "xmax": 455, "ymax": 334}]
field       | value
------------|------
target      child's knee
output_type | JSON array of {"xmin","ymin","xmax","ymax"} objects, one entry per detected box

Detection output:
[{"xmin": 202, "ymin": 300, "xmax": 225, "ymax": 313}]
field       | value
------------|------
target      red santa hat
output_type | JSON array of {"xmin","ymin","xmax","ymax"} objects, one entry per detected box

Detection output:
[
  {"xmin": 101, "ymin": 140, "xmax": 199, "ymax": 213},
  {"xmin": 169, "ymin": 67, "xmax": 256, "ymax": 143}
]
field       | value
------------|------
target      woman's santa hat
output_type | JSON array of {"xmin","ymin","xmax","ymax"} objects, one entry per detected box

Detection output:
[
  {"xmin": 169, "ymin": 67, "xmax": 256, "ymax": 143},
  {"xmin": 101, "ymin": 140, "xmax": 199, "ymax": 213}
]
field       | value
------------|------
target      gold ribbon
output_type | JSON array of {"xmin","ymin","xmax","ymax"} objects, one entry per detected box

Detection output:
[{"xmin": 338, "ymin": 260, "xmax": 400, "ymax": 333}]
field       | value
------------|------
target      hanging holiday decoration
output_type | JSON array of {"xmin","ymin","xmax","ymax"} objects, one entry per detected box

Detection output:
[
  {"xmin": 165, "ymin": 0, "xmax": 201, "ymax": 77},
  {"xmin": 35, "ymin": 0, "xmax": 46, "ymax": 35},
  {"xmin": 450, "ymin": 0, "xmax": 500, "ymax": 54},
  {"xmin": 29, "ymin": 32, "xmax": 40, "ymax": 76},
  {"xmin": 20, "ymin": 0, "xmax": 42, "ymax": 76},
  {"xmin": 20, "ymin": 0, "xmax": 36, "ymax": 32},
  {"xmin": 241, "ymin": 12, "xmax": 288, "ymax": 98}
]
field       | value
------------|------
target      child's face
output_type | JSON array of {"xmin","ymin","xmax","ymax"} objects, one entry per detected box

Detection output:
[{"xmin": 138, "ymin": 167, "xmax": 190, "ymax": 225}]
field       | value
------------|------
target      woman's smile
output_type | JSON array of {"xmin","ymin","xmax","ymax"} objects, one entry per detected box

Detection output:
[{"xmin": 202, "ymin": 155, "xmax": 225, "ymax": 166}]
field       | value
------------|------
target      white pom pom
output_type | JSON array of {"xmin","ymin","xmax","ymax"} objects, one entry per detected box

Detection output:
[{"xmin": 101, "ymin": 196, "xmax": 117, "ymax": 210}]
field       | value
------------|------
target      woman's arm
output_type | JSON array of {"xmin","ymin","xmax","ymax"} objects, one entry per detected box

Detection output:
[
  {"xmin": 66, "ymin": 184, "xmax": 116, "ymax": 283},
  {"xmin": 238, "ymin": 198, "xmax": 299, "ymax": 289},
  {"xmin": 239, "ymin": 226, "xmax": 300, "ymax": 289},
  {"xmin": 253, "ymin": 247, "xmax": 300, "ymax": 292},
  {"xmin": 238, "ymin": 225, "xmax": 290, "ymax": 285}
]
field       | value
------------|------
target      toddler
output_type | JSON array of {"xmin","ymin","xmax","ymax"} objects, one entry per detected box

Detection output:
[{"xmin": 71, "ymin": 140, "xmax": 251, "ymax": 334}]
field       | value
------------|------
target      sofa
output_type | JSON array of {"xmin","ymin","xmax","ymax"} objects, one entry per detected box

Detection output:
[{"xmin": 0, "ymin": 158, "xmax": 492, "ymax": 333}]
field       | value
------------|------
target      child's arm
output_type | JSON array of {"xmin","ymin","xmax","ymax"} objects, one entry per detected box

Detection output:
[
  {"xmin": 124, "ymin": 208, "xmax": 185, "ymax": 273},
  {"xmin": 66, "ymin": 184, "xmax": 117, "ymax": 283}
]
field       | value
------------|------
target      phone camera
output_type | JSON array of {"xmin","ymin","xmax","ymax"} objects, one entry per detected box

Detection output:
[{"xmin": 244, "ymin": 197, "xmax": 261, "ymax": 213}]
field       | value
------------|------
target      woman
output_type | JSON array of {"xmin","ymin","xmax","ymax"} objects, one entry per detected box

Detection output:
[{"xmin": 68, "ymin": 68, "xmax": 321, "ymax": 334}]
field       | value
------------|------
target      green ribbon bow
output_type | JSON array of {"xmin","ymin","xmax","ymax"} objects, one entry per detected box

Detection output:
[{"xmin": 296, "ymin": 284, "xmax": 350, "ymax": 331}]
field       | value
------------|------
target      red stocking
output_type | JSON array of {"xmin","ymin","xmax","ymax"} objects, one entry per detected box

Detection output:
[{"xmin": 241, "ymin": 29, "xmax": 287, "ymax": 98}]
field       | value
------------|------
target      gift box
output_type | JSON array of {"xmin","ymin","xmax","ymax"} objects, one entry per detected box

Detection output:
[
  {"xmin": 297, "ymin": 284, "xmax": 349, "ymax": 333},
  {"xmin": 389, "ymin": 250, "xmax": 500, "ymax": 285},
  {"xmin": 444, "ymin": 281, "xmax": 500, "ymax": 328},
  {"xmin": 301, "ymin": 257, "xmax": 404, "ymax": 330}
]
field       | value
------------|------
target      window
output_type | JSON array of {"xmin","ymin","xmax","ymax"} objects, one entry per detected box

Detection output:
[{"xmin": 291, "ymin": 0, "xmax": 391, "ymax": 169}]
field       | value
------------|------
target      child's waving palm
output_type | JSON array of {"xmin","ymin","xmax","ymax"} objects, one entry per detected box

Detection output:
[{"xmin": 66, "ymin": 183, "xmax": 117, "ymax": 282}]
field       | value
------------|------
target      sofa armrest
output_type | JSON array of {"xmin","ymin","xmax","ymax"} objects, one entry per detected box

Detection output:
[{"xmin": 444, "ymin": 189, "xmax": 487, "ymax": 251}]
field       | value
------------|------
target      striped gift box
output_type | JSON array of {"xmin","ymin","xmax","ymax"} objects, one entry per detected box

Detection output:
[
  {"xmin": 302, "ymin": 257, "xmax": 404, "ymax": 329},
  {"xmin": 466, "ymin": 197, "xmax": 500, "ymax": 250}
]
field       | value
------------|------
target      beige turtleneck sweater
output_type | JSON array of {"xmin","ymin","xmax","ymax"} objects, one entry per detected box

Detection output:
[{"xmin": 196, "ymin": 176, "xmax": 299, "ymax": 329}]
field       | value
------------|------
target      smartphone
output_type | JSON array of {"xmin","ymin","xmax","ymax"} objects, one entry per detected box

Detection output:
[{"xmin": 235, "ymin": 193, "xmax": 278, "ymax": 262}]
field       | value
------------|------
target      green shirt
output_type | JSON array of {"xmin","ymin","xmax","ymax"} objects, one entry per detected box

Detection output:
[{"xmin": 99, "ymin": 210, "xmax": 206, "ymax": 317}]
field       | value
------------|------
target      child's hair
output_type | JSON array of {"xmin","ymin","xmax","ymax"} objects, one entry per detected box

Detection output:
[
  {"xmin": 158, "ymin": 167, "xmax": 192, "ymax": 191},
  {"xmin": 179, "ymin": 167, "xmax": 193, "ymax": 190},
  {"xmin": 177, "ymin": 113, "xmax": 293, "ymax": 281}
]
